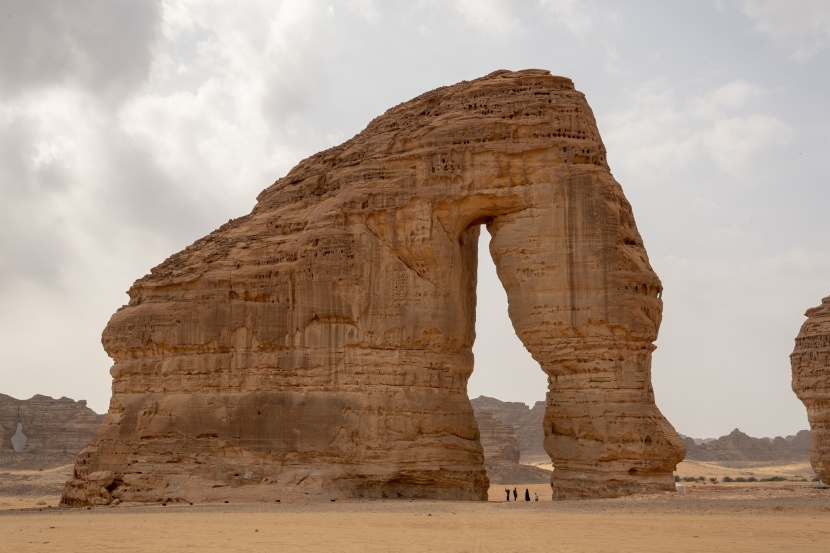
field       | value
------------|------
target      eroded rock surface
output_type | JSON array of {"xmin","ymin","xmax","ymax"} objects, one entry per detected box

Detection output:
[
  {"xmin": 792, "ymin": 295, "xmax": 830, "ymax": 483},
  {"xmin": 61, "ymin": 69, "xmax": 683, "ymax": 506}
]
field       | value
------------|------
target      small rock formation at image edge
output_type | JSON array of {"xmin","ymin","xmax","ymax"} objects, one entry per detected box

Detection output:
[
  {"xmin": 61, "ymin": 69, "xmax": 685, "ymax": 506},
  {"xmin": 791, "ymin": 295, "xmax": 830, "ymax": 483}
]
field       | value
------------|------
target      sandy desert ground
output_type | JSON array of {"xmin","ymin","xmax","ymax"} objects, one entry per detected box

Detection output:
[{"xmin": 2, "ymin": 464, "xmax": 829, "ymax": 553}]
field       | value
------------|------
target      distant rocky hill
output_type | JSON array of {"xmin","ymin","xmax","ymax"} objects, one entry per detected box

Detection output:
[
  {"xmin": 0, "ymin": 394, "xmax": 104, "ymax": 469},
  {"xmin": 471, "ymin": 396, "xmax": 548, "ymax": 463},
  {"xmin": 471, "ymin": 396, "xmax": 551, "ymax": 484},
  {"xmin": 683, "ymin": 428, "xmax": 810, "ymax": 463}
]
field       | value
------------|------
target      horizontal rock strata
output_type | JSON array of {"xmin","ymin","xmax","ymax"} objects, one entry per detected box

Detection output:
[
  {"xmin": 61, "ymin": 69, "xmax": 683, "ymax": 506},
  {"xmin": 792, "ymin": 295, "xmax": 830, "ymax": 483}
]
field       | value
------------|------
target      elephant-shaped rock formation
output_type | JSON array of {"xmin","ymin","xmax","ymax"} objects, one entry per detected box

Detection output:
[
  {"xmin": 792, "ymin": 295, "xmax": 830, "ymax": 483},
  {"xmin": 61, "ymin": 69, "xmax": 684, "ymax": 506}
]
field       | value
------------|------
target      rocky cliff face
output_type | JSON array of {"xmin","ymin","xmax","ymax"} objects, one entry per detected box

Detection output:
[
  {"xmin": 792, "ymin": 295, "xmax": 830, "ymax": 483},
  {"xmin": 61, "ymin": 69, "xmax": 683, "ymax": 506},
  {"xmin": 475, "ymin": 410, "xmax": 520, "ymax": 464},
  {"xmin": 0, "ymin": 394, "xmax": 103, "ymax": 469},
  {"xmin": 683, "ymin": 429, "xmax": 810, "ymax": 463}
]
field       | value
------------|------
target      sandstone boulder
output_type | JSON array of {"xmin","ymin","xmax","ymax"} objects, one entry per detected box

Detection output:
[
  {"xmin": 791, "ymin": 295, "xmax": 830, "ymax": 483},
  {"xmin": 61, "ymin": 69, "xmax": 684, "ymax": 506}
]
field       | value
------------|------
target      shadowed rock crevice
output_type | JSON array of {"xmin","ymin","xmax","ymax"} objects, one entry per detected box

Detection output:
[{"xmin": 61, "ymin": 69, "xmax": 684, "ymax": 506}]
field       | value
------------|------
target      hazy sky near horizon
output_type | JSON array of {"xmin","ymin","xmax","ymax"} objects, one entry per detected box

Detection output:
[{"xmin": 1, "ymin": 0, "xmax": 828, "ymax": 439}]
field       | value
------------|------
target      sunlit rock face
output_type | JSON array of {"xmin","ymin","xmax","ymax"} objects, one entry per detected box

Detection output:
[
  {"xmin": 61, "ymin": 69, "xmax": 684, "ymax": 506},
  {"xmin": 792, "ymin": 295, "xmax": 830, "ymax": 483}
]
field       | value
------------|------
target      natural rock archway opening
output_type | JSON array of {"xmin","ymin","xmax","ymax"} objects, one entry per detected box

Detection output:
[
  {"xmin": 61, "ymin": 69, "xmax": 684, "ymax": 507},
  {"xmin": 468, "ymin": 229, "xmax": 546, "ymax": 409},
  {"xmin": 468, "ymin": 228, "xmax": 550, "ymax": 484}
]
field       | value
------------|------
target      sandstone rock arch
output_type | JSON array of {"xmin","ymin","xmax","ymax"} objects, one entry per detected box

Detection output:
[{"xmin": 61, "ymin": 70, "xmax": 684, "ymax": 506}]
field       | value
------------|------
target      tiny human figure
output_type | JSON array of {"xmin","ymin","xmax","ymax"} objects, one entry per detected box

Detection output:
[
  {"xmin": 512, "ymin": 487, "xmax": 517, "ymax": 501},
  {"xmin": 524, "ymin": 488, "xmax": 530, "ymax": 501},
  {"xmin": 505, "ymin": 488, "xmax": 510, "ymax": 501},
  {"xmin": 534, "ymin": 492, "xmax": 539, "ymax": 501}
]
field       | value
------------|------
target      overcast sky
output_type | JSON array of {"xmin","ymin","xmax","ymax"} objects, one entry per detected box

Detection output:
[{"xmin": 1, "ymin": 0, "xmax": 828, "ymax": 439}]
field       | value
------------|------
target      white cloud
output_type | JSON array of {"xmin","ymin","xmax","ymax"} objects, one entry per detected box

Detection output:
[
  {"xmin": 701, "ymin": 114, "xmax": 791, "ymax": 176},
  {"xmin": 343, "ymin": 0, "xmax": 382, "ymax": 22},
  {"xmin": 539, "ymin": 0, "xmax": 593, "ymax": 34},
  {"xmin": 604, "ymin": 81, "xmax": 701, "ymax": 179},
  {"xmin": 741, "ymin": 0, "xmax": 830, "ymax": 61},
  {"xmin": 708, "ymin": 224, "xmax": 763, "ymax": 251},
  {"xmin": 605, "ymin": 79, "xmax": 789, "ymax": 180},
  {"xmin": 690, "ymin": 197, "xmax": 723, "ymax": 214},
  {"xmin": 120, "ymin": 0, "xmax": 339, "ymax": 215},
  {"xmin": 538, "ymin": 0, "xmax": 618, "ymax": 36},
  {"xmin": 453, "ymin": 0, "xmax": 521, "ymax": 34},
  {"xmin": 0, "ymin": 0, "xmax": 162, "ymax": 102},
  {"xmin": 691, "ymin": 80, "xmax": 765, "ymax": 119}
]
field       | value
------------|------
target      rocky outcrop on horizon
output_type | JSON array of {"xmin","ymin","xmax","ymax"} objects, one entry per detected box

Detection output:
[
  {"xmin": 62, "ymin": 69, "xmax": 683, "ymax": 507},
  {"xmin": 0, "ymin": 394, "xmax": 103, "ymax": 469},
  {"xmin": 791, "ymin": 295, "xmax": 830, "ymax": 483},
  {"xmin": 683, "ymin": 429, "xmax": 810, "ymax": 463}
]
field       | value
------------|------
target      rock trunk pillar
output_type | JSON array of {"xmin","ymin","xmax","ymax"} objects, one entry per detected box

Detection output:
[{"xmin": 487, "ymin": 170, "xmax": 685, "ymax": 498}]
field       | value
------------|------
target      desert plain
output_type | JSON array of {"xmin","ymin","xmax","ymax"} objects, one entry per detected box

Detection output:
[{"xmin": 2, "ymin": 462, "xmax": 829, "ymax": 553}]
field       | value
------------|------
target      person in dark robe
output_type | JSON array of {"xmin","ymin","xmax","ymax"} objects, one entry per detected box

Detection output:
[
  {"xmin": 524, "ymin": 488, "xmax": 530, "ymax": 501},
  {"xmin": 512, "ymin": 487, "xmax": 517, "ymax": 501},
  {"xmin": 505, "ymin": 488, "xmax": 510, "ymax": 501}
]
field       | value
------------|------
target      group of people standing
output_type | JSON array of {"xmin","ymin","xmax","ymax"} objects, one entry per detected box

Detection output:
[{"xmin": 505, "ymin": 487, "xmax": 538, "ymax": 502}]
